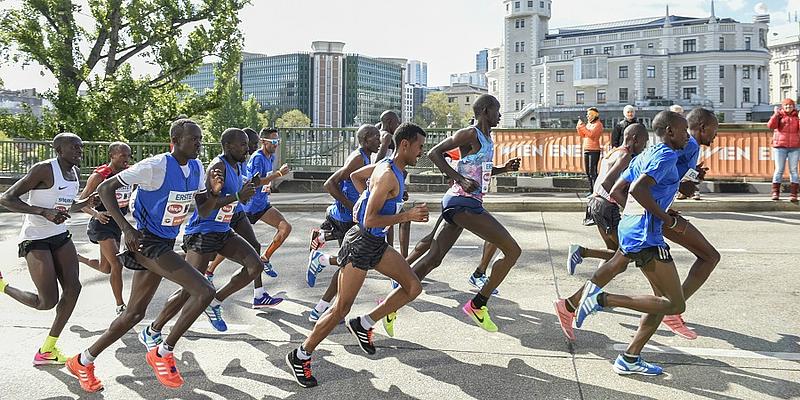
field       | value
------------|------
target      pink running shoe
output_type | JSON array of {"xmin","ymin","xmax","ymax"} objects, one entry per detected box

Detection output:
[
  {"xmin": 553, "ymin": 299, "xmax": 576, "ymax": 341},
  {"xmin": 662, "ymin": 314, "xmax": 697, "ymax": 340}
]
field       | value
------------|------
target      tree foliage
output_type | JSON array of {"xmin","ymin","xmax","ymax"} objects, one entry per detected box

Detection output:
[
  {"xmin": 419, "ymin": 91, "xmax": 470, "ymax": 128},
  {"xmin": 0, "ymin": 0, "xmax": 249, "ymax": 140},
  {"xmin": 274, "ymin": 109, "xmax": 310, "ymax": 128}
]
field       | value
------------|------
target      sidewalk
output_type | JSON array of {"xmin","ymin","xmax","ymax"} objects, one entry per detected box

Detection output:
[{"xmin": 269, "ymin": 192, "xmax": 800, "ymax": 212}]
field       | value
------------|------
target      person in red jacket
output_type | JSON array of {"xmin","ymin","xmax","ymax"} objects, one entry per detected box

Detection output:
[
  {"xmin": 577, "ymin": 107, "xmax": 604, "ymax": 195},
  {"xmin": 767, "ymin": 98, "xmax": 800, "ymax": 201}
]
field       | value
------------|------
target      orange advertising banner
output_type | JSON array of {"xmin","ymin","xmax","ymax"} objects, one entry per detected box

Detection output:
[{"xmin": 492, "ymin": 130, "xmax": 782, "ymax": 180}]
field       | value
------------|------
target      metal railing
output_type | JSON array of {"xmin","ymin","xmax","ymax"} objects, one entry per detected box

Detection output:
[{"xmin": 0, "ymin": 128, "xmax": 458, "ymax": 177}]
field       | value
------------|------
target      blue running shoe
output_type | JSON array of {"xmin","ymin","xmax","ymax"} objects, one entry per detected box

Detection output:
[
  {"xmin": 574, "ymin": 281, "xmax": 603, "ymax": 329},
  {"xmin": 306, "ymin": 251, "xmax": 325, "ymax": 288},
  {"xmin": 138, "ymin": 326, "xmax": 163, "ymax": 351},
  {"xmin": 253, "ymin": 293, "xmax": 283, "ymax": 309},
  {"xmin": 308, "ymin": 307, "xmax": 323, "ymax": 323},
  {"xmin": 567, "ymin": 244, "xmax": 583, "ymax": 275},
  {"xmin": 262, "ymin": 260, "xmax": 277, "ymax": 278},
  {"xmin": 613, "ymin": 354, "xmax": 663, "ymax": 376},
  {"xmin": 204, "ymin": 304, "xmax": 228, "ymax": 332},
  {"xmin": 205, "ymin": 273, "xmax": 214, "ymax": 287},
  {"xmin": 468, "ymin": 273, "xmax": 499, "ymax": 295}
]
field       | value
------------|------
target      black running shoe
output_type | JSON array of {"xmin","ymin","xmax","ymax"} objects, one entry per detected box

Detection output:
[
  {"xmin": 347, "ymin": 317, "xmax": 376, "ymax": 355},
  {"xmin": 285, "ymin": 350, "xmax": 317, "ymax": 388}
]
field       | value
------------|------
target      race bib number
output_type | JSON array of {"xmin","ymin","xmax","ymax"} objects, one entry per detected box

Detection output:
[
  {"xmin": 215, "ymin": 201, "xmax": 239, "ymax": 223},
  {"xmin": 162, "ymin": 190, "xmax": 196, "ymax": 226},
  {"xmin": 261, "ymin": 182, "xmax": 271, "ymax": 193},
  {"xmin": 115, "ymin": 185, "xmax": 133, "ymax": 208},
  {"xmin": 481, "ymin": 162, "xmax": 493, "ymax": 194},
  {"xmin": 682, "ymin": 168, "xmax": 700, "ymax": 183},
  {"xmin": 54, "ymin": 196, "xmax": 73, "ymax": 213}
]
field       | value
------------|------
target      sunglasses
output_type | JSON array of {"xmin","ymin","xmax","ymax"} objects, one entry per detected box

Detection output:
[{"xmin": 262, "ymin": 138, "xmax": 280, "ymax": 145}]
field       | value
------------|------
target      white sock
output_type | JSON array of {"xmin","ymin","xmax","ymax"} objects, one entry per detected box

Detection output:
[
  {"xmin": 210, "ymin": 298, "xmax": 222, "ymax": 307},
  {"xmin": 296, "ymin": 345, "xmax": 312, "ymax": 360},
  {"xmin": 314, "ymin": 299, "xmax": 330, "ymax": 313},
  {"xmin": 254, "ymin": 286, "xmax": 266, "ymax": 298},
  {"xmin": 360, "ymin": 315, "xmax": 376, "ymax": 330},
  {"xmin": 80, "ymin": 349, "xmax": 96, "ymax": 365},
  {"xmin": 157, "ymin": 342, "xmax": 173, "ymax": 358},
  {"xmin": 319, "ymin": 253, "xmax": 331, "ymax": 267}
]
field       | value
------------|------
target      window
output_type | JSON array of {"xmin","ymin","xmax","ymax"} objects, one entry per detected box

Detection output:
[
  {"xmin": 758, "ymin": 88, "xmax": 762, "ymax": 104},
  {"xmin": 623, "ymin": 44, "xmax": 634, "ymax": 50},
  {"xmin": 539, "ymin": 73, "xmax": 544, "ymax": 84},
  {"xmin": 583, "ymin": 48, "xmax": 594, "ymax": 55},
  {"xmin": 520, "ymin": 42, "xmax": 525, "ymax": 52},
  {"xmin": 682, "ymin": 66, "xmax": 697, "ymax": 80},
  {"xmin": 619, "ymin": 66, "xmax": 629, "ymax": 78},
  {"xmin": 576, "ymin": 91, "xmax": 585, "ymax": 104},
  {"xmin": 619, "ymin": 88, "xmax": 629, "ymax": 102},
  {"xmin": 743, "ymin": 87, "xmax": 750, "ymax": 103},
  {"xmin": 556, "ymin": 91, "xmax": 564, "ymax": 105},
  {"xmin": 448, "ymin": 97, "xmax": 456, "ymax": 103},
  {"xmin": 719, "ymin": 37, "xmax": 725, "ymax": 51},
  {"xmin": 515, "ymin": 42, "xmax": 519, "ymax": 52},
  {"xmin": 492, "ymin": 59, "xmax": 497, "ymax": 69},
  {"xmin": 529, "ymin": 0, "xmax": 535, "ymax": 7},
  {"xmin": 683, "ymin": 87, "xmax": 697, "ymax": 100},
  {"xmin": 515, "ymin": 19, "xmax": 519, "ymax": 28},
  {"xmin": 603, "ymin": 46, "xmax": 614, "ymax": 55},
  {"xmin": 781, "ymin": 61, "xmax": 789, "ymax": 71},
  {"xmin": 515, "ymin": 100, "xmax": 521, "ymax": 111},
  {"xmin": 597, "ymin": 89, "xmax": 606, "ymax": 104},
  {"xmin": 647, "ymin": 42, "xmax": 654, "ymax": 49},
  {"xmin": 719, "ymin": 65, "xmax": 725, "ymax": 78},
  {"xmin": 539, "ymin": 92, "xmax": 544, "ymax": 104},
  {"xmin": 520, "ymin": 63, "xmax": 525, "ymax": 73},
  {"xmin": 646, "ymin": 65, "xmax": 656, "ymax": 78},
  {"xmin": 515, "ymin": 18, "xmax": 526, "ymax": 28},
  {"xmin": 719, "ymin": 87, "xmax": 724, "ymax": 102},
  {"xmin": 515, "ymin": 63, "xmax": 519, "ymax": 74},
  {"xmin": 757, "ymin": 67, "xmax": 762, "ymax": 80},
  {"xmin": 646, "ymin": 88, "xmax": 656, "ymax": 98},
  {"xmin": 539, "ymin": 1, "xmax": 543, "ymax": 7},
  {"xmin": 743, "ymin": 66, "xmax": 750, "ymax": 79},
  {"xmin": 785, "ymin": 89, "xmax": 791, "ymax": 99},
  {"xmin": 515, "ymin": 82, "xmax": 520, "ymax": 93},
  {"xmin": 745, "ymin": 36, "xmax": 751, "ymax": 50},
  {"xmin": 555, "ymin": 70, "xmax": 565, "ymax": 82},
  {"xmin": 515, "ymin": 1, "xmax": 520, "ymax": 9},
  {"xmin": 563, "ymin": 49, "xmax": 574, "ymax": 57},
  {"xmin": 520, "ymin": 82, "xmax": 525, "ymax": 93},
  {"xmin": 746, "ymin": 112, "xmax": 753, "ymax": 121},
  {"xmin": 466, "ymin": 96, "xmax": 471, "ymax": 103},
  {"xmin": 683, "ymin": 39, "xmax": 696, "ymax": 52},
  {"xmin": 782, "ymin": 73, "xmax": 792, "ymax": 86}
]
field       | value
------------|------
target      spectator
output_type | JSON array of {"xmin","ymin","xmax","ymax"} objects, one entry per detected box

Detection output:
[
  {"xmin": 611, "ymin": 105, "xmax": 636, "ymax": 148},
  {"xmin": 577, "ymin": 107, "xmax": 603, "ymax": 195},
  {"xmin": 669, "ymin": 104, "xmax": 685, "ymax": 115},
  {"xmin": 767, "ymin": 98, "xmax": 800, "ymax": 202}
]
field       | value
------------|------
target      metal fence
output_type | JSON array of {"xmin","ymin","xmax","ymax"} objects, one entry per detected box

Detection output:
[{"xmin": 0, "ymin": 128, "xmax": 456, "ymax": 177}]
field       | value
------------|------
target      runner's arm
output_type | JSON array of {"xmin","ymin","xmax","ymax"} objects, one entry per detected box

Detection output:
[
  {"xmin": 609, "ymin": 176, "xmax": 630, "ymax": 206},
  {"xmin": 195, "ymin": 160, "xmax": 227, "ymax": 217},
  {"xmin": 374, "ymin": 132, "xmax": 393, "ymax": 161},
  {"xmin": 0, "ymin": 162, "xmax": 55, "ymax": 216},
  {"xmin": 429, "ymin": 127, "xmax": 477, "ymax": 184},
  {"xmin": 79, "ymin": 172, "xmax": 105, "ymax": 217},
  {"xmin": 324, "ymin": 153, "xmax": 362, "ymax": 209},
  {"xmin": 97, "ymin": 177, "xmax": 134, "ymax": 232},
  {"xmin": 629, "ymin": 175, "xmax": 672, "ymax": 225},
  {"xmin": 351, "ymin": 164, "xmax": 377, "ymax": 194},
  {"xmin": 601, "ymin": 154, "xmax": 631, "ymax": 194}
]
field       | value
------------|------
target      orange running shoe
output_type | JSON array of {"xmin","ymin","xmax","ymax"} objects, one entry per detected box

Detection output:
[
  {"xmin": 145, "ymin": 347, "xmax": 184, "ymax": 388},
  {"xmin": 662, "ymin": 314, "xmax": 697, "ymax": 340},
  {"xmin": 66, "ymin": 356, "xmax": 103, "ymax": 392},
  {"xmin": 553, "ymin": 299, "xmax": 576, "ymax": 341}
]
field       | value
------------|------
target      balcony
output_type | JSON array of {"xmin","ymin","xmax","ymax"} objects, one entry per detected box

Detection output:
[{"xmin": 573, "ymin": 56, "xmax": 607, "ymax": 87}]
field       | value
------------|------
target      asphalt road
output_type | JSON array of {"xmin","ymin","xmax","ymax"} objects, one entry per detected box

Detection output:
[{"xmin": 0, "ymin": 210, "xmax": 798, "ymax": 399}]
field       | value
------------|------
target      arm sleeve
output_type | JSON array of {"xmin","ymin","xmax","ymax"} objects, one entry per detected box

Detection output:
[
  {"xmin": 587, "ymin": 123, "xmax": 603, "ymax": 139},
  {"xmin": 642, "ymin": 151, "xmax": 677, "ymax": 185},
  {"xmin": 196, "ymin": 160, "xmax": 206, "ymax": 191},
  {"xmin": 766, "ymin": 114, "xmax": 781, "ymax": 130},
  {"xmin": 116, "ymin": 156, "xmax": 158, "ymax": 188}
]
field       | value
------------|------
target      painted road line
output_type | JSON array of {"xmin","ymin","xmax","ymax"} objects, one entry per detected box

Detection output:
[{"xmin": 611, "ymin": 343, "xmax": 800, "ymax": 361}]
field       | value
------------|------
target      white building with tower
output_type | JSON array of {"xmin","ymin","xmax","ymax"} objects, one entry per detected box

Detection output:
[{"xmin": 490, "ymin": 0, "xmax": 771, "ymax": 127}]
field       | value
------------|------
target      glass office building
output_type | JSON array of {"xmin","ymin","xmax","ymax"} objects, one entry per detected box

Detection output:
[
  {"xmin": 343, "ymin": 55, "xmax": 403, "ymax": 126},
  {"xmin": 240, "ymin": 53, "xmax": 313, "ymax": 118}
]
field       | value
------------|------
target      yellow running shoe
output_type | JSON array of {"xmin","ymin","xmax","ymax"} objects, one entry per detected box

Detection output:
[
  {"xmin": 383, "ymin": 311, "xmax": 396, "ymax": 337},
  {"xmin": 34, "ymin": 346, "xmax": 67, "ymax": 365},
  {"xmin": 462, "ymin": 301, "xmax": 498, "ymax": 332}
]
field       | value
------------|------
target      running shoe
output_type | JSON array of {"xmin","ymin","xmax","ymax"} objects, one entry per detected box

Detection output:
[
  {"xmin": 383, "ymin": 311, "xmax": 397, "ymax": 338},
  {"xmin": 33, "ymin": 347, "xmax": 67, "ymax": 365},
  {"xmin": 306, "ymin": 251, "xmax": 325, "ymax": 287},
  {"xmin": 574, "ymin": 281, "xmax": 603, "ymax": 329},
  {"xmin": 139, "ymin": 326, "xmax": 163, "ymax": 351},
  {"xmin": 308, "ymin": 306, "xmax": 327, "ymax": 323},
  {"xmin": 253, "ymin": 293, "xmax": 283, "ymax": 309},
  {"xmin": 390, "ymin": 279, "xmax": 399, "ymax": 290},
  {"xmin": 567, "ymin": 244, "xmax": 583, "ymax": 275},
  {"xmin": 262, "ymin": 260, "xmax": 278, "ymax": 278},
  {"xmin": 205, "ymin": 273, "xmax": 214, "ymax": 286},
  {"xmin": 204, "ymin": 304, "xmax": 228, "ymax": 332},
  {"xmin": 115, "ymin": 303, "xmax": 126, "ymax": 316},
  {"xmin": 662, "ymin": 314, "xmax": 698, "ymax": 340},
  {"xmin": 692, "ymin": 192, "xmax": 702, "ymax": 200},
  {"xmin": 461, "ymin": 301, "xmax": 498, "ymax": 332},
  {"xmin": 286, "ymin": 349, "xmax": 318, "ymax": 388},
  {"xmin": 66, "ymin": 356, "xmax": 103, "ymax": 392},
  {"xmin": 553, "ymin": 299, "xmax": 576, "ymax": 341},
  {"xmin": 309, "ymin": 228, "xmax": 325, "ymax": 252},
  {"xmin": 468, "ymin": 273, "xmax": 499, "ymax": 295},
  {"xmin": 146, "ymin": 347, "xmax": 184, "ymax": 388},
  {"xmin": 612, "ymin": 354, "xmax": 663, "ymax": 376},
  {"xmin": 346, "ymin": 317, "xmax": 376, "ymax": 355}
]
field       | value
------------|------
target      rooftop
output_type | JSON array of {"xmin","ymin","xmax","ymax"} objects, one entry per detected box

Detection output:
[{"xmin": 546, "ymin": 15, "xmax": 737, "ymax": 39}]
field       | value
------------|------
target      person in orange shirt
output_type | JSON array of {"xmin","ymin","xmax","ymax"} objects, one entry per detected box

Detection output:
[{"xmin": 577, "ymin": 107, "xmax": 604, "ymax": 194}]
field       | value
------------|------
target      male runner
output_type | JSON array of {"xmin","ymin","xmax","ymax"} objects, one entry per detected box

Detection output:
[
  {"xmin": 573, "ymin": 110, "xmax": 690, "ymax": 376},
  {"xmin": 554, "ymin": 124, "xmax": 648, "ymax": 340},
  {"xmin": 556, "ymin": 109, "xmax": 719, "ymax": 342},
  {"xmin": 0, "ymin": 133, "xmax": 96, "ymax": 366},
  {"xmin": 65, "ymin": 119, "xmax": 220, "ymax": 392},
  {"xmin": 374, "ymin": 111, "xmax": 411, "ymax": 256},
  {"xmin": 285, "ymin": 123, "xmax": 429, "ymax": 388},
  {"xmin": 374, "ymin": 94, "xmax": 522, "ymax": 334},
  {"xmin": 78, "ymin": 142, "xmax": 133, "ymax": 315},
  {"xmin": 241, "ymin": 128, "xmax": 291, "ymax": 284},
  {"xmin": 306, "ymin": 124, "xmax": 381, "ymax": 322}
]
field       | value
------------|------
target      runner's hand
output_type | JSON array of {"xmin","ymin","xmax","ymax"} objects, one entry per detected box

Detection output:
[
  {"xmin": 696, "ymin": 161, "xmax": 709, "ymax": 181},
  {"xmin": 95, "ymin": 211, "xmax": 111, "ymax": 224},
  {"xmin": 504, "ymin": 157, "xmax": 521, "ymax": 172},
  {"xmin": 402, "ymin": 191, "xmax": 409, "ymax": 202},
  {"xmin": 123, "ymin": 225, "xmax": 143, "ymax": 253},
  {"xmin": 209, "ymin": 168, "xmax": 224, "ymax": 195},
  {"xmin": 667, "ymin": 209, "xmax": 681, "ymax": 217},
  {"xmin": 667, "ymin": 215, "xmax": 689, "ymax": 234},
  {"xmin": 279, "ymin": 164, "xmax": 290, "ymax": 176},
  {"xmin": 42, "ymin": 208, "xmax": 70, "ymax": 224},
  {"xmin": 406, "ymin": 203, "xmax": 429, "ymax": 223},
  {"xmin": 457, "ymin": 176, "xmax": 480, "ymax": 193},
  {"xmin": 238, "ymin": 178, "xmax": 256, "ymax": 203}
]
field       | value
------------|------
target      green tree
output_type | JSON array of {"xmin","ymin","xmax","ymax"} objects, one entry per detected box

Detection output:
[
  {"xmin": 0, "ymin": 0, "xmax": 249, "ymax": 140},
  {"xmin": 243, "ymin": 95, "xmax": 267, "ymax": 132},
  {"xmin": 420, "ymin": 91, "xmax": 464, "ymax": 128},
  {"xmin": 275, "ymin": 109, "xmax": 311, "ymax": 128}
]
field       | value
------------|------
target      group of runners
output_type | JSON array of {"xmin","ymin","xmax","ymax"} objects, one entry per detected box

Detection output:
[{"xmin": 0, "ymin": 93, "xmax": 721, "ymax": 391}]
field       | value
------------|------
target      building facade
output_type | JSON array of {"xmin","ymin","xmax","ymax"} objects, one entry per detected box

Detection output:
[
  {"xmin": 768, "ymin": 36, "xmax": 800, "ymax": 104},
  {"xmin": 0, "ymin": 89, "xmax": 44, "ymax": 117},
  {"xmin": 343, "ymin": 55, "xmax": 403, "ymax": 126},
  {"xmin": 492, "ymin": 0, "xmax": 771, "ymax": 127},
  {"xmin": 240, "ymin": 53, "xmax": 313, "ymax": 119},
  {"xmin": 406, "ymin": 60, "xmax": 428, "ymax": 86},
  {"xmin": 450, "ymin": 71, "xmax": 488, "ymax": 88},
  {"xmin": 442, "ymin": 83, "xmax": 489, "ymax": 117},
  {"xmin": 476, "ymin": 48, "xmax": 489, "ymax": 73},
  {"xmin": 183, "ymin": 63, "xmax": 216, "ymax": 94}
]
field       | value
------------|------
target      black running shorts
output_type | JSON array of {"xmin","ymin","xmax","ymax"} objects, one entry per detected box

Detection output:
[
  {"xmin": 622, "ymin": 245, "xmax": 672, "ymax": 269},
  {"xmin": 87, "ymin": 217, "xmax": 122, "ymax": 244},
  {"xmin": 120, "ymin": 229, "xmax": 176, "ymax": 271},
  {"xmin": 337, "ymin": 226, "xmax": 388, "ymax": 271},
  {"xmin": 18, "ymin": 231, "xmax": 72, "ymax": 258},
  {"xmin": 321, "ymin": 211, "xmax": 356, "ymax": 243},
  {"xmin": 182, "ymin": 230, "xmax": 236, "ymax": 254},
  {"xmin": 587, "ymin": 196, "xmax": 621, "ymax": 235}
]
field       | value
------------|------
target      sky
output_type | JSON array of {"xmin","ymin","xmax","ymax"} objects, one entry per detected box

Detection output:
[{"xmin": 2, "ymin": 0, "xmax": 800, "ymax": 92}]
